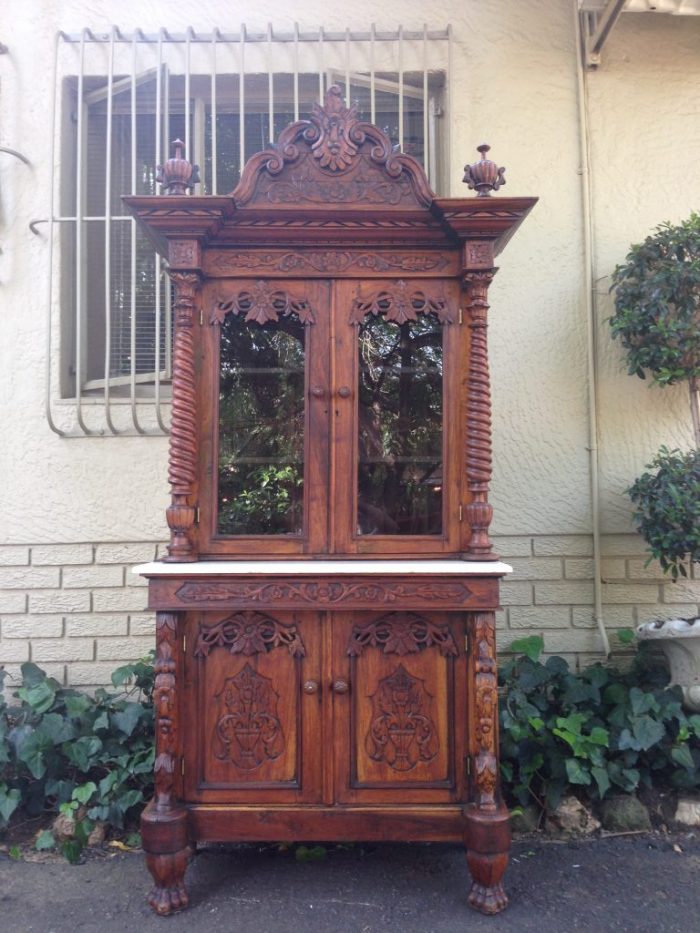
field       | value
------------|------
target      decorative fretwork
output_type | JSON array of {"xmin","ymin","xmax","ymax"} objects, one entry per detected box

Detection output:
[
  {"xmin": 214, "ymin": 664, "xmax": 285, "ymax": 770},
  {"xmin": 347, "ymin": 614, "xmax": 458, "ymax": 658},
  {"xmin": 366, "ymin": 664, "xmax": 438, "ymax": 772},
  {"xmin": 349, "ymin": 280, "xmax": 453, "ymax": 326},
  {"xmin": 211, "ymin": 280, "xmax": 315, "ymax": 326},
  {"xmin": 194, "ymin": 612, "xmax": 305, "ymax": 659}
]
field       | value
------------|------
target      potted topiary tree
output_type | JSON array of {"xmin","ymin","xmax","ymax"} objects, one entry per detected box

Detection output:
[{"xmin": 609, "ymin": 212, "xmax": 700, "ymax": 711}]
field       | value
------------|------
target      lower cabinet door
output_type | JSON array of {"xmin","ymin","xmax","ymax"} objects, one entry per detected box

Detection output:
[
  {"xmin": 332, "ymin": 611, "xmax": 467, "ymax": 804},
  {"xmin": 183, "ymin": 610, "xmax": 323, "ymax": 803}
]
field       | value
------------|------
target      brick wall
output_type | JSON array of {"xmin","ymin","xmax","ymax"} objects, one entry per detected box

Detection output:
[{"xmin": 1, "ymin": 535, "xmax": 698, "ymax": 690}]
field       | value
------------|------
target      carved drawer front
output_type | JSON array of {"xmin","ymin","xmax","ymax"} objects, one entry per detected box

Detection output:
[
  {"xmin": 333, "ymin": 612, "xmax": 466, "ymax": 805},
  {"xmin": 184, "ymin": 611, "xmax": 322, "ymax": 804}
]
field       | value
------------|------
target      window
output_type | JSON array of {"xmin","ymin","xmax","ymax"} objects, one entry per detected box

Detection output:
[{"xmin": 46, "ymin": 26, "xmax": 450, "ymax": 436}]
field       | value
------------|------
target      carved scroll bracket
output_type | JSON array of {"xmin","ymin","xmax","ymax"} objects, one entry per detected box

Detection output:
[
  {"xmin": 350, "ymin": 280, "xmax": 453, "ymax": 326},
  {"xmin": 164, "ymin": 271, "xmax": 202, "ymax": 562},
  {"xmin": 211, "ymin": 281, "xmax": 315, "ymax": 326},
  {"xmin": 463, "ymin": 268, "xmax": 498, "ymax": 561},
  {"xmin": 153, "ymin": 612, "xmax": 180, "ymax": 811}
]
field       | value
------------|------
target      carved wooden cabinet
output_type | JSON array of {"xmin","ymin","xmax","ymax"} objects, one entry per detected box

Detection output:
[{"xmin": 127, "ymin": 87, "xmax": 535, "ymax": 917}]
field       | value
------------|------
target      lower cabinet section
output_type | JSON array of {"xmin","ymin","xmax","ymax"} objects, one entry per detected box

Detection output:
[{"xmin": 142, "ymin": 595, "xmax": 511, "ymax": 918}]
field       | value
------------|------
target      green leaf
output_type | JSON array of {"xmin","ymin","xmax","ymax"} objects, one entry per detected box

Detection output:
[
  {"xmin": 63, "ymin": 735, "xmax": 102, "ymax": 772},
  {"xmin": 72, "ymin": 782, "xmax": 98, "ymax": 805},
  {"xmin": 632, "ymin": 715, "xmax": 665, "ymax": 751},
  {"xmin": 61, "ymin": 839, "xmax": 84, "ymax": 865},
  {"xmin": 589, "ymin": 727, "xmax": 610, "ymax": 747},
  {"xmin": 0, "ymin": 784, "xmax": 21, "ymax": 824},
  {"xmin": 591, "ymin": 766, "xmax": 611, "ymax": 798},
  {"xmin": 35, "ymin": 830, "xmax": 56, "ymax": 851},
  {"xmin": 111, "ymin": 703, "xmax": 142, "ymax": 738},
  {"xmin": 18, "ymin": 680, "xmax": 56, "ymax": 715},
  {"xmin": 510, "ymin": 636, "xmax": 545, "ymax": 663},
  {"xmin": 64, "ymin": 694, "xmax": 92, "ymax": 718},
  {"xmin": 565, "ymin": 758, "xmax": 592, "ymax": 785},
  {"xmin": 616, "ymin": 629, "xmax": 636, "ymax": 646},
  {"xmin": 670, "ymin": 745, "xmax": 695, "ymax": 770}
]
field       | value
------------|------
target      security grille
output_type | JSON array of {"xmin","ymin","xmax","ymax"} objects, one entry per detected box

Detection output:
[{"xmin": 42, "ymin": 25, "xmax": 451, "ymax": 436}]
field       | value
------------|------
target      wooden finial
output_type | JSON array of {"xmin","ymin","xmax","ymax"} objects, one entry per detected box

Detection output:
[
  {"xmin": 156, "ymin": 139, "xmax": 200, "ymax": 195},
  {"xmin": 463, "ymin": 144, "xmax": 506, "ymax": 197}
]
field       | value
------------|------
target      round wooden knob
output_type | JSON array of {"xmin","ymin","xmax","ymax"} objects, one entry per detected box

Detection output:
[
  {"xmin": 310, "ymin": 386, "xmax": 325, "ymax": 399},
  {"xmin": 337, "ymin": 386, "xmax": 351, "ymax": 399},
  {"xmin": 332, "ymin": 679, "xmax": 350, "ymax": 694},
  {"xmin": 303, "ymin": 680, "xmax": 320, "ymax": 694}
]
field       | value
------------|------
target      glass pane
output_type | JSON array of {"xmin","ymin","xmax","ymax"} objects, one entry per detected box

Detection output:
[
  {"xmin": 217, "ymin": 314, "xmax": 306, "ymax": 535},
  {"xmin": 357, "ymin": 315, "xmax": 443, "ymax": 536}
]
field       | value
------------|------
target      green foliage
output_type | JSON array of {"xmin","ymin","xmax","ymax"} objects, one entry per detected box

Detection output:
[
  {"xmin": 499, "ymin": 640, "xmax": 700, "ymax": 813},
  {"xmin": 219, "ymin": 464, "xmax": 303, "ymax": 534},
  {"xmin": 0, "ymin": 658, "xmax": 154, "ymax": 862},
  {"xmin": 626, "ymin": 447, "xmax": 700, "ymax": 580},
  {"xmin": 609, "ymin": 212, "xmax": 700, "ymax": 387}
]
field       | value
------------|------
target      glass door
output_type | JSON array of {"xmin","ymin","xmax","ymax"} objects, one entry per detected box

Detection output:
[{"xmin": 332, "ymin": 278, "xmax": 462, "ymax": 555}]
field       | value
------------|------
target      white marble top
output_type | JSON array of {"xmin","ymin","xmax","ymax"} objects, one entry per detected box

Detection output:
[{"xmin": 134, "ymin": 560, "xmax": 513, "ymax": 577}]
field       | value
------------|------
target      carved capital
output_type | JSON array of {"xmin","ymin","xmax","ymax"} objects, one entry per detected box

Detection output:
[
  {"xmin": 169, "ymin": 239, "xmax": 201, "ymax": 270},
  {"xmin": 168, "ymin": 271, "xmax": 201, "ymax": 328}
]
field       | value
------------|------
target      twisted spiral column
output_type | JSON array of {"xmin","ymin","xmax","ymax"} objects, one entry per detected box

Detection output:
[
  {"xmin": 464, "ymin": 270, "xmax": 497, "ymax": 560},
  {"xmin": 165, "ymin": 272, "xmax": 201, "ymax": 561}
]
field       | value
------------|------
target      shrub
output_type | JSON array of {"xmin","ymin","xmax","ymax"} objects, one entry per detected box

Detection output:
[
  {"xmin": 499, "ymin": 636, "xmax": 700, "ymax": 813},
  {"xmin": 0, "ymin": 659, "xmax": 154, "ymax": 861}
]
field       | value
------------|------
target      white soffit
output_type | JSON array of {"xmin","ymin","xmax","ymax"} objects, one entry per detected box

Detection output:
[{"xmin": 579, "ymin": 0, "xmax": 700, "ymax": 67}]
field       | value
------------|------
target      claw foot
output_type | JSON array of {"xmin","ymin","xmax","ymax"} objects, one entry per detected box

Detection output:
[{"xmin": 468, "ymin": 880, "xmax": 508, "ymax": 915}]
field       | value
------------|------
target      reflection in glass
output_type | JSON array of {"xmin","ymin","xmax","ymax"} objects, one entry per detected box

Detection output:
[
  {"xmin": 217, "ymin": 314, "xmax": 305, "ymax": 535},
  {"xmin": 357, "ymin": 315, "xmax": 443, "ymax": 536}
]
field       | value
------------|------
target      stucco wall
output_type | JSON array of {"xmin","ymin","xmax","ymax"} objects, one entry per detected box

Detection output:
[{"xmin": 1, "ymin": 1, "xmax": 699, "ymax": 686}]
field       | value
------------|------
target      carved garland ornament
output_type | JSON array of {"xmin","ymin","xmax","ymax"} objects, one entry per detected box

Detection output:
[
  {"xmin": 350, "ymin": 280, "xmax": 454, "ymax": 326},
  {"xmin": 211, "ymin": 280, "xmax": 315, "ymax": 326},
  {"xmin": 366, "ymin": 664, "xmax": 438, "ymax": 772},
  {"xmin": 210, "ymin": 250, "xmax": 450, "ymax": 275},
  {"xmin": 175, "ymin": 580, "xmax": 473, "ymax": 606},
  {"xmin": 347, "ymin": 614, "xmax": 458, "ymax": 658},
  {"xmin": 214, "ymin": 664, "xmax": 285, "ymax": 771},
  {"xmin": 195, "ymin": 612, "xmax": 305, "ymax": 659}
]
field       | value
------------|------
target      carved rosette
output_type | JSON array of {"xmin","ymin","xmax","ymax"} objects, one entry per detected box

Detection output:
[
  {"xmin": 463, "ymin": 269, "xmax": 497, "ymax": 560},
  {"xmin": 214, "ymin": 664, "xmax": 285, "ymax": 770},
  {"xmin": 165, "ymin": 271, "xmax": 201, "ymax": 561},
  {"xmin": 366, "ymin": 664, "xmax": 438, "ymax": 772},
  {"xmin": 470, "ymin": 612, "xmax": 499, "ymax": 811},
  {"xmin": 350, "ymin": 280, "xmax": 453, "ymax": 326},
  {"xmin": 153, "ymin": 613, "xmax": 179, "ymax": 811},
  {"xmin": 347, "ymin": 614, "xmax": 458, "ymax": 658},
  {"xmin": 194, "ymin": 612, "xmax": 305, "ymax": 658},
  {"xmin": 211, "ymin": 281, "xmax": 315, "ymax": 326}
]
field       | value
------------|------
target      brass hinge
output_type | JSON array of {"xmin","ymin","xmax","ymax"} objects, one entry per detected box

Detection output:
[
  {"xmin": 194, "ymin": 506, "xmax": 201, "ymax": 525},
  {"xmin": 182, "ymin": 634, "xmax": 187, "ymax": 654},
  {"xmin": 181, "ymin": 758, "xmax": 185, "ymax": 776},
  {"xmin": 199, "ymin": 307, "xmax": 203, "ymax": 325},
  {"xmin": 465, "ymin": 755, "xmax": 471, "ymax": 777},
  {"xmin": 459, "ymin": 504, "xmax": 463, "ymax": 522},
  {"xmin": 458, "ymin": 307, "xmax": 463, "ymax": 325},
  {"xmin": 464, "ymin": 634, "xmax": 469, "ymax": 653}
]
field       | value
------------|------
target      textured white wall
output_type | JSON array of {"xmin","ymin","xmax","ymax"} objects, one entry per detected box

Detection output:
[{"xmin": 1, "ymin": 4, "xmax": 698, "ymax": 551}]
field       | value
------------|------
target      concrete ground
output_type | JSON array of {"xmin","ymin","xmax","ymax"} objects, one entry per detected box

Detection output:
[{"xmin": 1, "ymin": 833, "xmax": 699, "ymax": 933}]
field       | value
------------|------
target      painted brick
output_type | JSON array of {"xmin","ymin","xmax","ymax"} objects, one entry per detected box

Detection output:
[
  {"xmin": 564, "ymin": 559, "xmax": 595, "ymax": 580},
  {"xmin": 533, "ymin": 536, "xmax": 592, "ymax": 557},
  {"xmin": 32, "ymin": 638, "xmax": 94, "ymax": 662},
  {"xmin": 0, "ymin": 546, "xmax": 30, "ymax": 566},
  {"xmin": 155, "ymin": 543, "xmax": 170, "ymax": 560},
  {"xmin": 600, "ymin": 535, "xmax": 648, "ymax": 557},
  {"xmin": 495, "ymin": 609, "xmax": 507, "ymax": 631},
  {"xmin": 661, "ymin": 580, "xmax": 700, "ymax": 603},
  {"xmin": 62, "ymin": 565, "xmax": 124, "ymax": 589},
  {"xmin": 1, "ymin": 615, "xmax": 64, "ymax": 639},
  {"xmin": 535, "ymin": 629, "xmax": 607, "ymax": 655},
  {"xmin": 97, "ymin": 637, "xmax": 158, "ymax": 661},
  {"xmin": 0, "ymin": 592, "xmax": 28, "ymax": 613},
  {"xmin": 0, "ymin": 641, "xmax": 30, "ymax": 662},
  {"xmin": 32, "ymin": 544, "xmax": 94, "ymax": 565},
  {"xmin": 129, "ymin": 613, "xmax": 155, "ymax": 636},
  {"xmin": 92, "ymin": 589, "xmax": 148, "ymax": 613},
  {"xmin": 600, "ymin": 583, "xmax": 661, "ymax": 605},
  {"xmin": 0, "ymin": 566, "xmax": 61, "ymax": 589},
  {"xmin": 95, "ymin": 543, "xmax": 157, "ymax": 564},
  {"xmin": 508, "ymin": 558, "xmax": 563, "ymax": 581},
  {"xmin": 492, "ymin": 536, "xmax": 533, "ymax": 558},
  {"xmin": 29, "ymin": 591, "xmax": 91, "ymax": 614},
  {"xmin": 601, "ymin": 559, "xmax": 627, "ymax": 580},
  {"xmin": 627, "ymin": 559, "xmax": 666, "ymax": 581},
  {"xmin": 534, "ymin": 582, "xmax": 595, "ymax": 605},
  {"xmin": 499, "ymin": 582, "xmax": 533, "ymax": 606},
  {"xmin": 65, "ymin": 615, "xmax": 129, "ymax": 637},
  {"xmin": 637, "ymin": 604, "xmax": 699, "ymax": 625},
  {"xmin": 125, "ymin": 571, "xmax": 148, "ymax": 588},
  {"xmin": 509, "ymin": 606, "xmax": 571, "ymax": 629},
  {"xmin": 572, "ymin": 606, "xmax": 634, "ymax": 629},
  {"xmin": 66, "ymin": 662, "xmax": 125, "ymax": 686}
]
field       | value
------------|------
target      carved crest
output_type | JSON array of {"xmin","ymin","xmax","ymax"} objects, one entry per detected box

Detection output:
[
  {"xmin": 214, "ymin": 664, "xmax": 285, "ymax": 770},
  {"xmin": 195, "ymin": 612, "xmax": 306, "ymax": 658},
  {"xmin": 366, "ymin": 664, "xmax": 438, "ymax": 772},
  {"xmin": 232, "ymin": 85, "xmax": 435, "ymax": 208},
  {"xmin": 348, "ymin": 614, "xmax": 458, "ymax": 658},
  {"xmin": 211, "ymin": 281, "xmax": 315, "ymax": 326},
  {"xmin": 350, "ymin": 280, "xmax": 454, "ymax": 325}
]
